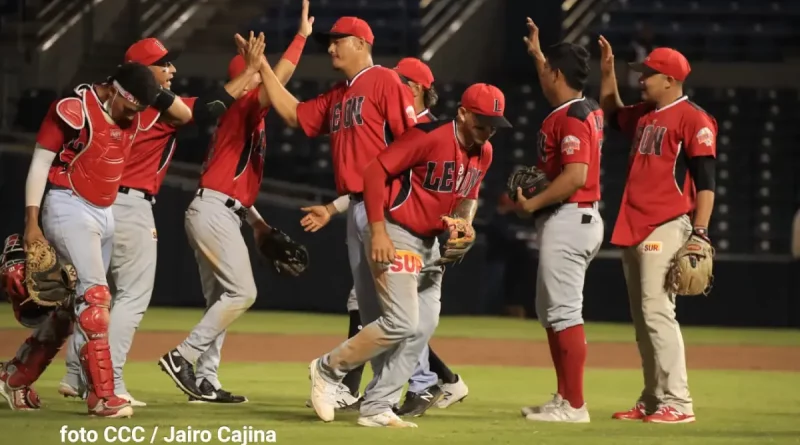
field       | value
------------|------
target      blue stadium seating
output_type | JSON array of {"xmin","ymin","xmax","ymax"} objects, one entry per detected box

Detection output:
[{"xmin": 592, "ymin": 0, "xmax": 799, "ymax": 62}]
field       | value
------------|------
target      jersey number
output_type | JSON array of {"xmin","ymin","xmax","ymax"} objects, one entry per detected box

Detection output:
[{"xmin": 636, "ymin": 124, "xmax": 667, "ymax": 156}]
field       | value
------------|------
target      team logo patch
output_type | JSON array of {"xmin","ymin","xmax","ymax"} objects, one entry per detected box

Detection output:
[
  {"xmin": 110, "ymin": 129, "xmax": 122, "ymax": 140},
  {"xmin": 696, "ymin": 127, "xmax": 714, "ymax": 147},
  {"xmin": 388, "ymin": 250, "xmax": 423, "ymax": 275},
  {"xmin": 641, "ymin": 241, "xmax": 662, "ymax": 253},
  {"xmin": 561, "ymin": 135, "xmax": 581, "ymax": 155},
  {"xmin": 151, "ymin": 228, "xmax": 158, "ymax": 241}
]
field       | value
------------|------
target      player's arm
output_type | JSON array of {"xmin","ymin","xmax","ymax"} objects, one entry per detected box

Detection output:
[
  {"xmin": 455, "ymin": 144, "xmax": 493, "ymax": 224},
  {"xmin": 684, "ymin": 115, "xmax": 718, "ymax": 234},
  {"xmin": 364, "ymin": 131, "xmax": 429, "ymax": 228},
  {"xmin": 597, "ymin": 35, "xmax": 624, "ymax": 116},
  {"xmin": 325, "ymin": 195, "xmax": 351, "ymax": 216},
  {"xmin": 24, "ymin": 101, "xmax": 72, "ymax": 247},
  {"xmin": 517, "ymin": 120, "xmax": 590, "ymax": 214},
  {"xmin": 453, "ymin": 199, "xmax": 478, "ymax": 223},
  {"xmin": 153, "ymin": 88, "xmax": 193, "ymax": 126},
  {"xmin": 523, "ymin": 18, "xmax": 549, "ymax": 87},
  {"xmin": 257, "ymin": 1, "xmax": 311, "ymax": 109}
]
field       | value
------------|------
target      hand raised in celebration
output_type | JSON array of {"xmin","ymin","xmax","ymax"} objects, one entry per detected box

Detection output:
[
  {"xmin": 598, "ymin": 35, "xmax": 615, "ymax": 75},
  {"xmin": 233, "ymin": 31, "xmax": 266, "ymax": 73},
  {"xmin": 298, "ymin": 0, "xmax": 315, "ymax": 38},
  {"xmin": 523, "ymin": 17, "xmax": 544, "ymax": 61}
]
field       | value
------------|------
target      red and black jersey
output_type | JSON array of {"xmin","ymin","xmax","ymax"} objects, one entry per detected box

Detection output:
[
  {"xmin": 198, "ymin": 89, "xmax": 267, "ymax": 208},
  {"xmin": 537, "ymin": 97, "xmax": 604, "ymax": 204},
  {"xmin": 122, "ymin": 97, "xmax": 198, "ymax": 196},
  {"xmin": 373, "ymin": 120, "xmax": 492, "ymax": 237},
  {"xmin": 295, "ymin": 65, "xmax": 417, "ymax": 196},
  {"xmin": 610, "ymin": 96, "xmax": 718, "ymax": 247}
]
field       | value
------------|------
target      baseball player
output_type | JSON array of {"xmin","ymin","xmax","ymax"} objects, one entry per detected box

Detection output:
[
  {"xmin": 18, "ymin": 62, "xmax": 165, "ymax": 417},
  {"xmin": 300, "ymin": 57, "xmax": 469, "ymax": 415},
  {"xmin": 307, "ymin": 83, "xmax": 510, "ymax": 427},
  {"xmin": 514, "ymin": 19, "xmax": 604, "ymax": 424},
  {"xmin": 598, "ymin": 38, "xmax": 716, "ymax": 424},
  {"xmin": 254, "ymin": 15, "xmax": 419, "ymax": 420},
  {"xmin": 57, "ymin": 35, "xmax": 268, "ymax": 406},
  {"xmin": 158, "ymin": 9, "xmax": 312, "ymax": 401},
  {"xmin": 0, "ymin": 234, "xmax": 75, "ymax": 411}
]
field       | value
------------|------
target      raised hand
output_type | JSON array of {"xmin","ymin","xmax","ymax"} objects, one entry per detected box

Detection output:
[
  {"xmin": 298, "ymin": 0, "xmax": 315, "ymax": 38},
  {"xmin": 598, "ymin": 35, "xmax": 615, "ymax": 75},
  {"xmin": 523, "ymin": 17, "xmax": 543, "ymax": 60}
]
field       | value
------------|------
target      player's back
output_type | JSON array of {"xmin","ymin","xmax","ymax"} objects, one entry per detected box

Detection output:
[
  {"xmin": 199, "ymin": 89, "xmax": 267, "ymax": 207},
  {"xmin": 538, "ymin": 97, "xmax": 603, "ymax": 203}
]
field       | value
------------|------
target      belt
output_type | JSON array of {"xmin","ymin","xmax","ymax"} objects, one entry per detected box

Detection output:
[
  {"xmin": 196, "ymin": 188, "xmax": 248, "ymax": 221},
  {"xmin": 350, "ymin": 193, "xmax": 364, "ymax": 202},
  {"xmin": 575, "ymin": 201, "xmax": 597, "ymax": 209},
  {"xmin": 119, "ymin": 186, "xmax": 155, "ymax": 203}
]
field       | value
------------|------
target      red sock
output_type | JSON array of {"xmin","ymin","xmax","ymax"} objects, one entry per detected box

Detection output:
[
  {"xmin": 556, "ymin": 325, "xmax": 587, "ymax": 409},
  {"xmin": 546, "ymin": 328, "xmax": 565, "ymax": 397}
]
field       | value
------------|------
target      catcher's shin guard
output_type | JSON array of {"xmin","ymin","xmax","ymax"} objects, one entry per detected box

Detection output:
[{"xmin": 77, "ymin": 285, "xmax": 131, "ymax": 416}]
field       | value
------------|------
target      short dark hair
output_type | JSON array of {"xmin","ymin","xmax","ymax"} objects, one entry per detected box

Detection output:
[
  {"xmin": 543, "ymin": 42, "xmax": 590, "ymax": 92},
  {"xmin": 109, "ymin": 62, "xmax": 160, "ymax": 107},
  {"xmin": 424, "ymin": 84, "xmax": 438, "ymax": 109}
]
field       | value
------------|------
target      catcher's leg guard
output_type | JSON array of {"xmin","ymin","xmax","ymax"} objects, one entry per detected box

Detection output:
[
  {"xmin": 77, "ymin": 285, "xmax": 132, "ymax": 417},
  {"xmin": 0, "ymin": 308, "xmax": 72, "ymax": 410}
]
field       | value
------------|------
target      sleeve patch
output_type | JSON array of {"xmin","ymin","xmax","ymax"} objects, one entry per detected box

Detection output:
[
  {"xmin": 561, "ymin": 135, "xmax": 581, "ymax": 155},
  {"xmin": 696, "ymin": 127, "xmax": 714, "ymax": 146},
  {"xmin": 55, "ymin": 98, "xmax": 85, "ymax": 130}
]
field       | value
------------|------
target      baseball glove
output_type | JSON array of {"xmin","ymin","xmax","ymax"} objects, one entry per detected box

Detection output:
[
  {"xmin": 506, "ymin": 166, "xmax": 551, "ymax": 202},
  {"xmin": 434, "ymin": 215, "xmax": 476, "ymax": 266},
  {"xmin": 666, "ymin": 234, "xmax": 715, "ymax": 296},
  {"xmin": 23, "ymin": 241, "xmax": 77, "ymax": 307},
  {"xmin": 257, "ymin": 227, "xmax": 309, "ymax": 277}
]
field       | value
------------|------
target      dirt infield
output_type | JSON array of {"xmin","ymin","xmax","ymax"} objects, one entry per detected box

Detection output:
[{"xmin": 1, "ymin": 330, "xmax": 798, "ymax": 371}]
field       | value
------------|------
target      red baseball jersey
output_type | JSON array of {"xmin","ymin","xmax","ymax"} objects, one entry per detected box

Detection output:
[
  {"xmin": 537, "ymin": 97, "xmax": 604, "ymax": 204},
  {"xmin": 295, "ymin": 65, "xmax": 417, "ymax": 195},
  {"xmin": 377, "ymin": 120, "xmax": 492, "ymax": 237},
  {"xmin": 198, "ymin": 89, "xmax": 267, "ymax": 208},
  {"xmin": 122, "ymin": 97, "xmax": 198, "ymax": 196},
  {"xmin": 610, "ymin": 96, "xmax": 718, "ymax": 247}
]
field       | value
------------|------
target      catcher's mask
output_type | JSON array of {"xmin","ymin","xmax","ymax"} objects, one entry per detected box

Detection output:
[{"xmin": 1, "ymin": 234, "xmax": 59, "ymax": 328}]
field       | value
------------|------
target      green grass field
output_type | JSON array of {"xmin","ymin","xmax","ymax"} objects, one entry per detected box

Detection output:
[{"xmin": 1, "ymin": 306, "xmax": 799, "ymax": 444}]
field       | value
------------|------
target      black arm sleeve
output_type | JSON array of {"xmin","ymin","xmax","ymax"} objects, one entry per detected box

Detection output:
[
  {"xmin": 192, "ymin": 88, "xmax": 236, "ymax": 127},
  {"xmin": 688, "ymin": 155, "xmax": 716, "ymax": 192}
]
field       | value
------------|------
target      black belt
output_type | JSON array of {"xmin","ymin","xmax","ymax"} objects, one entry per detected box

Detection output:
[
  {"xmin": 118, "ymin": 186, "xmax": 155, "ymax": 201},
  {"xmin": 350, "ymin": 193, "xmax": 364, "ymax": 202},
  {"xmin": 197, "ymin": 188, "xmax": 248, "ymax": 221}
]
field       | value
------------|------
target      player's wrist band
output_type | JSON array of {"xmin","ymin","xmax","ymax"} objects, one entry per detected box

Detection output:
[
  {"xmin": 153, "ymin": 87, "xmax": 176, "ymax": 113},
  {"xmin": 693, "ymin": 227, "xmax": 710, "ymax": 240},
  {"xmin": 282, "ymin": 34, "xmax": 307, "ymax": 66}
]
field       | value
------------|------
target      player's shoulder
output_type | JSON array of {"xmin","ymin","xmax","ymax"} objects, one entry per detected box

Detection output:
[
  {"xmin": 414, "ymin": 119, "xmax": 451, "ymax": 134},
  {"xmin": 480, "ymin": 141, "xmax": 494, "ymax": 162},
  {"xmin": 683, "ymin": 99, "xmax": 716, "ymax": 123},
  {"xmin": 54, "ymin": 91, "xmax": 85, "ymax": 131},
  {"xmin": 370, "ymin": 66, "xmax": 405, "ymax": 85},
  {"xmin": 565, "ymin": 97, "xmax": 602, "ymax": 122}
]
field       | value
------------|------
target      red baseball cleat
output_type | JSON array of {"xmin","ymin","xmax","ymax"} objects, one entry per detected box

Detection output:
[
  {"xmin": 611, "ymin": 402, "xmax": 647, "ymax": 420},
  {"xmin": 643, "ymin": 406, "xmax": 695, "ymax": 424},
  {"xmin": 86, "ymin": 394, "xmax": 133, "ymax": 418}
]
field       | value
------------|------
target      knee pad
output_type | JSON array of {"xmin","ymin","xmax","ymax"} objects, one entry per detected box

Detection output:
[
  {"xmin": 5, "ymin": 311, "xmax": 72, "ymax": 387},
  {"xmin": 78, "ymin": 285, "xmax": 111, "ymax": 340}
]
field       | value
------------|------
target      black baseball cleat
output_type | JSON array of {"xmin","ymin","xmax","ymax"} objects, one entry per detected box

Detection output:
[
  {"xmin": 394, "ymin": 386, "xmax": 443, "ymax": 417},
  {"xmin": 188, "ymin": 379, "xmax": 248, "ymax": 404},
  {"xmin": 158, "ymin": 349, "xmax": 203, "ymax": 398}
]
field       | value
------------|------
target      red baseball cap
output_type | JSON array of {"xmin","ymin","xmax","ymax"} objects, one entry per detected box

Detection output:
[
  {"xmin": 629, "ymin": 47, "xmax": 691, "ymax": 81},
  {"xmin": 394, "ymin": 58, "xmax": 434, "ymax": 89},
  {"xmin": 228, "ymin": 54, "xmax": 248, "ymax": 80},
  {"xmin": 124, "ymin": 38, "xmax": 176, "ymax": 66},
  {"xmin": 313, "ymin": 17, "xmax": 374, "ymax": 46},
  {"xmin": 460, "ymin": 83, "xmax": 512, "ymax": 128}
]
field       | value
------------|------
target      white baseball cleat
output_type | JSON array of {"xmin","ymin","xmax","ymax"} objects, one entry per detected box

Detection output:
[
  {"xmin": 58, "ymin": 382, "xmax": 86, "ymax": 400},
  {"xmin": 358, "ymin": 411, "xmax": 418, "ymax": 428},
  {"xmin": 436, "ymin": 374, "xmax": 469, "ymax": 408},
  {"xmin": 119, "ymin": 393, "xmax": 147, "ymax": 407},
  {"xmin": 305, "ymin": 383, "xmax": 360, "ymax": 410},
  {"xmin": 524, "ymin": 399, "xmax": 590, "ymax": 423},
  {"xmin": 308, "ymin": 358, "xmax": 338, "ymax": 422},
  {"xmin": 521, "ymin": 393, "xmax": 563, "ymax": 416}
]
